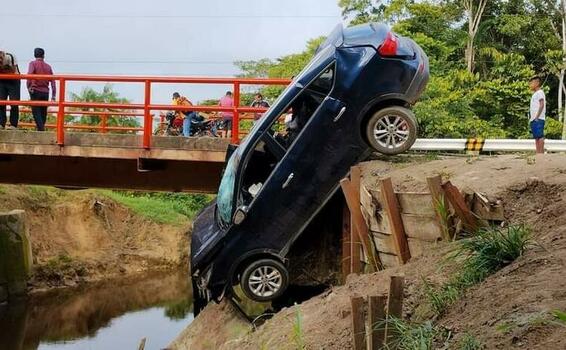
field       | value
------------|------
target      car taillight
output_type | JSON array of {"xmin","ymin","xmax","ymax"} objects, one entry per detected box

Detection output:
[{"xmin": 378, "ymin": 32, "xmax": 398, "ymax": 57}]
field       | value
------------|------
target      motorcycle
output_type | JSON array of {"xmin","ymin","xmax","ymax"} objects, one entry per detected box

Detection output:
[{"xmin": 154, "ymin": 112, "xmax": 222, "ymax": 137}]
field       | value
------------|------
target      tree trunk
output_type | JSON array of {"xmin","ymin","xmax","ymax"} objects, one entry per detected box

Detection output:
[{"xmin": 466, "ymin": 39, "xmax": 475, "ymax": 73}]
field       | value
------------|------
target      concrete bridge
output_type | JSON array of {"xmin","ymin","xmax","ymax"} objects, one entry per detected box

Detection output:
[{"xmin": 0, "ymin": 131, "xmax": 229, "ymax": 193}]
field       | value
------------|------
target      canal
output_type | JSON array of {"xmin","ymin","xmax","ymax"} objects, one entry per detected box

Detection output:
[{"xmin": 0, "ymin": 270, "xmax": 193, "ymax": 350}]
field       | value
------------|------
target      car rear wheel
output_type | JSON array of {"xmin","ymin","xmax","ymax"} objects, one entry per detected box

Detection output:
[
  {"xmin": 365, "ymin": 106, "xmax": 418, "ymax": 155},
  {"xmin": 240, "ymin": 258, "xmax": 289, "ymax": 302}
]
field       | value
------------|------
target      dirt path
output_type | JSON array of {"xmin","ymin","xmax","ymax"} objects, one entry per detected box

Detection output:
[{"xmin": 173, "ymin": 154, "xmax": 566, "ymax": 350}]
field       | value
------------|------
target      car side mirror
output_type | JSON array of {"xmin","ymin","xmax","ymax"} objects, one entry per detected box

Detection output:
[{"xmin": 233, "ymin": 206, "xmax": 249, "ymax": 225}]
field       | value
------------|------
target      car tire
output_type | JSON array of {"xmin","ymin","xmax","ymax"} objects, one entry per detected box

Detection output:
[
  {"xmin": 240, "ymin": 258, "xmax": 289, "ymax": 302},
  {"xmin": 365, "ymin": 106, "xmax": 418, "ymax": 155}
]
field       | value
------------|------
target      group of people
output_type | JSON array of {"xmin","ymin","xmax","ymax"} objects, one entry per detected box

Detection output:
[
  {"xmin": 170, "ymin": 91, "xmax": 270, "ymax": 138},
  {"xmin": 0, "ymin": 48, "xmax": 56, "ymax": 131}
]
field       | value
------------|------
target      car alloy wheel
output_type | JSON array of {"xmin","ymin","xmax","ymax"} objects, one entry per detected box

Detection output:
[
  {"xmin": 365, "ymin": 106, "xmax": 418, "ymax": 155},
  {"xmin": 241, "ymin": 258, "xmax": 289, "ymax": 302}
]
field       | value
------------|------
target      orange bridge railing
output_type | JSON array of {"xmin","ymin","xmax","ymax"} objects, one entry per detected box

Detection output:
[{"xmin": 0, "ymin": 74, "xmax": 292, "ymax": 148}]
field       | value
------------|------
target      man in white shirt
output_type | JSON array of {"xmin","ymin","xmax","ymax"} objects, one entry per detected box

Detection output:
[{"xmin": 529, "ymin": 76, "xmax": 546, "ymax": 154}]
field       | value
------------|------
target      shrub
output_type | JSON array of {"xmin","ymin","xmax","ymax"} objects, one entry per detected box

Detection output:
[
  {"xmin": 377, "ymin": 318, "xmax": 441, "ymax": 350},
  {"xmin": 457, "ymin": 332, "xmax": 483, "ymax": 350},
  {"xmin": 425, "ymin": 225, "xmax": 532, "ymax": 315}
]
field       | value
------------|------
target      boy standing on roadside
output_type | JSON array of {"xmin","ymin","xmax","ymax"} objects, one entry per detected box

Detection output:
[
  {"xmin": 529, "ymin": 76, "xmax": 546, "ymax": 154},
  {"xmin": 27, "ymin": 48, "xmax": 56, "ymax": 131}
]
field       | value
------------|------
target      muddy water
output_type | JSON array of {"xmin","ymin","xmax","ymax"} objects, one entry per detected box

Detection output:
[{"xmin": 0, "ymin": 270, "xmax": 193, "ymax": 350}]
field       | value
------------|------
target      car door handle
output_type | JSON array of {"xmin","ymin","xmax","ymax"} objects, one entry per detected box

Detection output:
[
  {"xmin": 333, "ymin": 106, "xmax": 347, "ymax": 122},
  {"xmin": 282, "ymin": 173, "xmax": 294, "ymax": 189}
]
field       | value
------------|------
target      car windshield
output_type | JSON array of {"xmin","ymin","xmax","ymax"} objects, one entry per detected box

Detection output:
[{"xmin": 217, "ymin": 149, "xmax": 241, "ymax": 226}]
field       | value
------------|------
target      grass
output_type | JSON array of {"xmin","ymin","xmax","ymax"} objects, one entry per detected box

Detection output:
[
  {"xmin": 424, "ymin": 225, "xmax": 532, "ymax": 315},
  {"xmin": 457, "ymin": 333, "xmax": 482, "ymax": 350},
  {"xmin": 552, "ymin": 310, "xmax": 566, "ymax": 326},
  {"xmin": 291, "ymin": 305, "xmax": 306, "ymax": 350},
  {"xmin": 100, "ymin": 191, "xmax": 212, "ymax": 225},
  {"xmin": 433, "ymin": 193, "xmax": 452, "ymax": 240},
  {"xmin": 377, "ymin": 318, "xmax": 441, "ymax": 350}
]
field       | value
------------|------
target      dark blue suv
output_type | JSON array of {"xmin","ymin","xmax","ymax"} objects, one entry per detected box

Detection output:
[{"xmin": 191, "ymin": 22, "xmax": 429, "ymax": 311}]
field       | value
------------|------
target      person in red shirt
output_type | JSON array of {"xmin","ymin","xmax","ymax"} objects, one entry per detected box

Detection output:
[{"xmin": 27, "ymin": 48, "xmax": 56, "ymax": 131}]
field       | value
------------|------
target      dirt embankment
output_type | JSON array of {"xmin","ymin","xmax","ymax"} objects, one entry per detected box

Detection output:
[
  {"xmin": 0, "ymin": 186, "xmax": 190, "ymax": 292},
  {"xmin": 174, "ymin": 154, "xmax": 566, "ymax": 350}
]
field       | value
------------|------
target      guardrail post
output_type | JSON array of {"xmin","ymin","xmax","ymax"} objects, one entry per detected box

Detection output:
[
  {"xmin": 232, "ymin": 82, "xmax": 240, "ymax": 144},
  {"xmin": 101, "ymin": 115, "xmax": 108, "ymax": 133},
  {"xmin": 56, "ymin": 78, "xmax": 66, "ymax": 146},
  {"xmin": 143, "ymin": 80, "xmax": 152, "ymax": 149}
]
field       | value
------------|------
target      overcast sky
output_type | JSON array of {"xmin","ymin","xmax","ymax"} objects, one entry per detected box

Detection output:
[{"xmin": 2, "ymin": 0, "xmax": 343, "ymax": 104}]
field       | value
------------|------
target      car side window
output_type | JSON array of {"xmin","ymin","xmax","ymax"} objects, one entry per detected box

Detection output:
[
  {"xmin": 239, "ymin": 139, "xmax": 280, "ymax": 207},
  {"xmin": 269, "ymin": 64, "xmax": 335, "ymax": 149},
  {"xmin": 238, "ymin": 63, "xmax": 335, "ymax": 207}
]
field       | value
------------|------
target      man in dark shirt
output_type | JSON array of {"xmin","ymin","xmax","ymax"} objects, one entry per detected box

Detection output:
[
  {"xmin": 0, "ymin": 50, "xmax": 21, "ymax": 129},
  {"xmin": 27, "ymin": 48, "xmax": 56, "ymax": 131},
  {"xmin": 250, "ymin": 93, "xmax": 270, "ymax": 121}
]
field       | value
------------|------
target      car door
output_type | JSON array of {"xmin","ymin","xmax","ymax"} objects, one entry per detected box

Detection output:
[{"xmin": 238, "ymin": 63, "xmax": 348, "ymax": 254}]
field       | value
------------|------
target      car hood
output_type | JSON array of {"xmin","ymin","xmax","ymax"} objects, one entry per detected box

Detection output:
[{"xmin": 190, "ymin": 200, "xmax": 223, "ymax": 269}]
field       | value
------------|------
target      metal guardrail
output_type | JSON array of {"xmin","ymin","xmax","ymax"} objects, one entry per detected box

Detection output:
[{"xmin": 412, "ymin": 138, "xmax": 566, "ymax": 152}]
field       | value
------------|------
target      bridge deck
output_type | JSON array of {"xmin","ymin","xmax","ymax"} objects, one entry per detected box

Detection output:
[{"xmin": 0, "ymin": 131, "xmax": 229, "ymax": 193}]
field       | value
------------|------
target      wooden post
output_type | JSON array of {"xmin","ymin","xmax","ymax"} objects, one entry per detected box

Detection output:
[
  {"xmin": 442, "ymin": 181, "xmax": 479, "ymax": 232},
  {"xmin": 427, "ymin": 175, "xmax": 452, "ymax": 241},
  {"xmin": 350, "ymin": 297, "xmax": 367, "ymax": 350},
  {"xmin": 341, "ymin": 178, "xmax": 380, "ymax": 271},
  {"xmin": 379, "ymin": 178, "xmax": 411, "ymax": 264},
  {"xmin": 386, "ymin": 276, "xmax": 404, "ymax": 319},
  {"xmin": 342, "ymin": 203, "xmax": 355, "ymax": 280},
  {"xmin": 350, "ymin": 166, "xmax": 364, "ymax": 272},
  {"xmin": 385, "ymin": 276, "xmax": 405, "ymax": 345},
  {"xmin": 368, "ymin": 295, "xmax": 387, "ymax": 350}
]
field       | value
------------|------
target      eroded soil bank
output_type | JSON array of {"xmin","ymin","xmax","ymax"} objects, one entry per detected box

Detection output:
[
  {"xmin": 0, "ymin": 186, "xmax": 191, "ymax": 292},
  {"xmin": 172, "ymin": 154, "xmax": 566, "ymax": 350}
]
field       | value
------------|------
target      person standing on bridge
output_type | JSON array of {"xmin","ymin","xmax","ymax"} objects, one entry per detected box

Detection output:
[
  {"xmin": 250, "ymin": 93, "xmax": 270, "ymax": 121},
  {"xmin": 219, "ymin": 91, "xmax": 234, "ymax": 138},
  {"xmin": 0, "ymin": 50, "xmax": 21, "ymax": 130},
  {"xmin": 27, "ymin": 48, "xmax": 56, "ymax": 131},
  {"xmin": 528, "ymin": 76, "xmax": 546, "ymax": 154}
]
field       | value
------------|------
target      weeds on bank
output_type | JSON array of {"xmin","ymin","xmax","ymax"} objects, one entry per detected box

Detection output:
[
  {"xmin": 552, "ymin": 310, "xmax": 566, "ymax": 326},
  {"xmin": 33, "ymin": 254, "xmax": 88, "ymax": 283},
  {"xmin": 457, "ymin": 332, "xmax": 483, "ymax": 350},
  {"xmin": 380, "ymin": 318, "xmax": 440, "ymax": 350},
  {"xmin": 292, "ymin": 305, "xmax": 306, "ymax": 350},
  {"xmin": 375, "ymin": 318, "xmax": 483, "ymax": 350},
  {"xmin": 424, "ymin": 225, "xmax": 532, "ymax": 315}
]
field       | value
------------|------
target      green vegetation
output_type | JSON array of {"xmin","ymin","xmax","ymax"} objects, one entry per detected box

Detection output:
[
  {"xmin": 377, "ymin": 318, "xmax": 441, "ymax": 350},
  {"xmin": 69, "ymin": 84, "xmax": 140, "ymax": 130},
  {"xmin": 552, "ymin": 310, "xmax": 566, "ymax": 326},
  {"xmin": 424, "ymin": 225, "xmax": 532, "ymax": 315},
  {"xmin": 239, "ymin": 0, "xmax": 566, "ymax": 139},
  {"xmin": 101, "ymin": 191, "xmax": 212, "ymax": 226},
  {"xmin": 291, "ymin": 305, "xmax": 306, "ymax": 350},
  {"xmin": 34, "ymin": 254, "xmax": 88, "ymax": 283},
  {"xmin": 457, "ymin": 332, "xmax": 483, "ymax": 350}
]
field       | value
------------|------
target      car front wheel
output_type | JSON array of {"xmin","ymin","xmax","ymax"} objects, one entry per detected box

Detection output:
[
  {"xmin": 240, "ymin": 258, "xmax": 289, "ymax": 302},
  {"xmin": 365, "ymin": 106, "xmax": 418, "ymax": 155}
]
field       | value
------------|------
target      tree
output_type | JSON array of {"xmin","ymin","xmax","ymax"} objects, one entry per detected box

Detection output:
[
  {"xmin": 69, "ymin": 85, "xmax": 140, "ymax": 131},
  {"xmin": 462, "ymin": 0, "xmax": 488, "ymax": 72}
]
